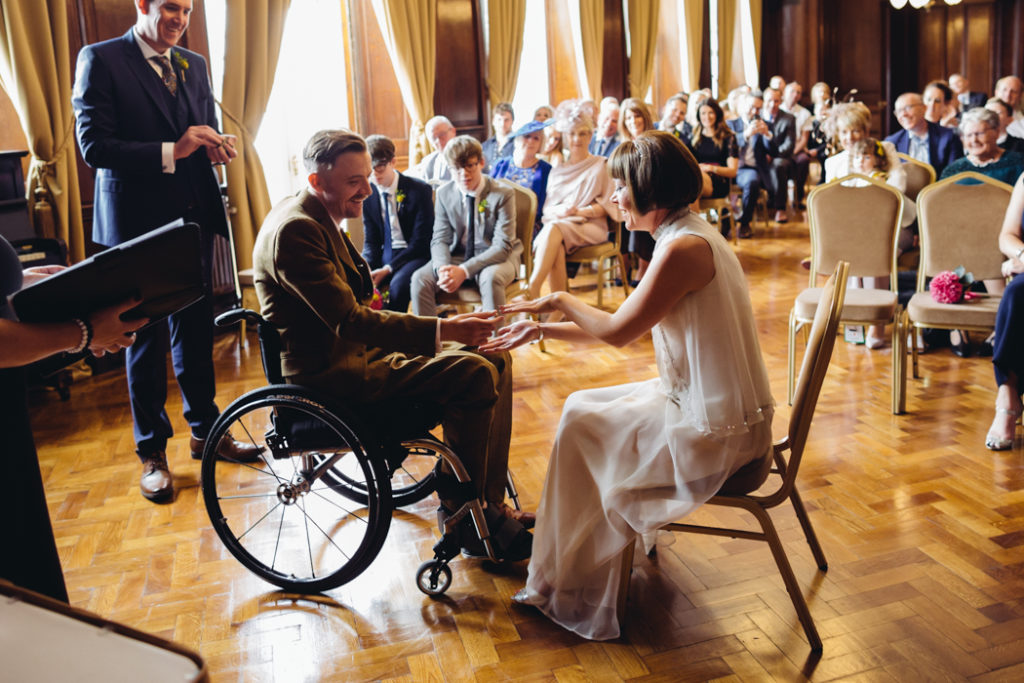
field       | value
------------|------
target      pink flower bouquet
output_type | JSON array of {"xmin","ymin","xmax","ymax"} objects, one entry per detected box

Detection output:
[{"xmin": 929, "ymin": 266, "xmax": 977, "ymax": 304}]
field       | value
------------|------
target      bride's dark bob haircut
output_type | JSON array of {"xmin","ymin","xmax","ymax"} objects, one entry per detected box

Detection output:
[{"xmin": 608, "ymin": 130, "xmax": 702, "ymax": 215}]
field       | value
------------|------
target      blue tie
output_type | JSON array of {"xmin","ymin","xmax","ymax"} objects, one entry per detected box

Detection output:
[{"xmin": 382, "ymin": 191, "xmax": 393, "ymax": 264}]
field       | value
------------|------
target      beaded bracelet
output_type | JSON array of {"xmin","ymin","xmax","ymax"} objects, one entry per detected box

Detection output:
[{"xmin": 70, "ymin": 317, "xmax": 94, "ymax": 354}]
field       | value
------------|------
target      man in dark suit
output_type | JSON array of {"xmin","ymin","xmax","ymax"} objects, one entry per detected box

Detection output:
[
  {"xmin": 727, "ymin": 92, "xmax": 764, "ymax": 239},
  {"xmin": 481, "ymin": 103, "xmax": 515, "ymax": 171},
  {"xmin": 589, "ymin": 103, "xmax": 620, "ymax": 158},
  {"xmin": 885, "ymin": 92, "xmax": 963, "ymax": 178},
  {"xmin": 252, "ymin": 130, "xmax": 533, "ymax": 556},
  {"xmin": 362, "ymin": 135, "xmax": 433, "ymax": 312},
  {"xmin": 950, "ymin": 74, "xmax": 987, "ymax": 112},
  {"xmin": 411, "ymin": 136, "xmax": 521, "ymax": 316},
  {"xmin": 72, "ymin": 0, "xmax": 258, "ymax": 503},
  {"xmin": 758, "ymin": 87, "xmax": 797, "ymax": 223}
]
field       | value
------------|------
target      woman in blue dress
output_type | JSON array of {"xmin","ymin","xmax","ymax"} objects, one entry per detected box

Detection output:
[{"xmin": 491, "ymin": 120, "xmax": 553, "ymax": 237}]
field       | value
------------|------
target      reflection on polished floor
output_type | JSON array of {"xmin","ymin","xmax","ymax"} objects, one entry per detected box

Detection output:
[{"xmin": 29, "ymin": 213, "xmax": 1024, "ymax": 681}]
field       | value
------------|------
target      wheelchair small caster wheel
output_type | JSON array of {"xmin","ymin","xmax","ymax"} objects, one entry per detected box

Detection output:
[{"xmin": 416, "ymin": 560, "xmax": 452, "ymax": 596}]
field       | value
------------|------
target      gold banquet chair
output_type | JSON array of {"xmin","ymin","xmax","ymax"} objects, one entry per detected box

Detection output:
[
  {"xmin": 894, "ymin": 153, "xmax": 936, "ymax": 201},
  {"xmin": 789, "ymin": 174, "xmax": 906, "ymax": 413},
  {"xmin": 437, "ymin": 180, "xmax": 537, "ymax": 310},
  {"xmin": 616, "ymin": 262, "xmax": 849, "ymax": 653},
  {"xmin": 901, "ymin": 171, "xmax": 1012, "ymax": 390},
  {"xmin": 565, "ymin": 216, "xmax": 631, "ymax": 308}
]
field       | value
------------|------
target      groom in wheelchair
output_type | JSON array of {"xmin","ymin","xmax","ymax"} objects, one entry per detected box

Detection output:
[{"xmin": 252, "ymin": 128, "xmax": 533, "ymax": 561}]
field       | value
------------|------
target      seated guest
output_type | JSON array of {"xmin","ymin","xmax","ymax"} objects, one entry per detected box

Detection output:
[
  {"xmin": 492, "ymin": 120, "xmax": 553, "ymax": 236},
  {"xmin": 619, "ymin": 97, "xmax": 656, "ymax": 278},
  {"xmin": 810, "ymin": 81, "xmax": 832, "ymax": 108},
  {"xmin": 758, "ymin": 86, "xmax": 797, "ymax": 223},
  {"xmin": 885, "ymin": 92, "xmax": 963, "ymax": 177},
  {"xmin": 728, "ymin": 91, "xmax": 767, "ymax": 238},
  {"xmin": 689, "ymin": 98, "xmax": 739, "ymax": 204},
  {"xmin": 589, "ymin": 101, "xmax": 620, "ymax": 158},
  {"xmin": 941, "ymin": 107, "xmax": 1024, "ymax": 186},
  {"xmin": 995, "ymin": 76, "xmax": 1024, "ymax": 137},
  {"xmin": 534, "ymin": 105, "xmax": 555, "ymax": 122},
  {"xmin": 361, "ymin": 135, "xmax": 434, "ymax": 312},
  {"xmin": 524, "ymin": 100, "xmax": 618, "ymax": 312},
  {"xmin": 782, "ymin": 81, "xmax": 814, "ymax": 208},
  {"xmin": 412, "ymin": 135, "xmax": 522, "ymax": 315},
  {"xmin": 684, "ymin": 90, "xmax": 711, "ymax": 137},
  {"xmin": 411, "ymin": 115, "xmax": 456, "ymax": 183},
  {"xmin": 987, "ymin": 97, "xmax": 1024, "ymax": 155},
  {"xmin": 808, "ymin": 99, "xmax": 833, "ymax": 176},
  {"xmin": 253, "ymin": 130, "xmax": 533, "ymax": 557},
  {"xmin": 482, "ymin": 102, "xmax": 515, "ymax": 171},
  {"xmin": 986, "ymin": 171, "xmax": 1024, "ymax": 451},
  {"xmin": 923, "ymin": 80, "xmax": 959, "ymax": 128},
  {"xmin": 655, "ymin": 93, "xmax": 690, "ymax": 140},
  {"xmin": 485, "ymin": 131, "xmax": 774, "ymax": 640},
  {"xmin": 950, "ymin": 73, "xmax": 987, "ymax": 113},
  {"xmin": 539, "ymin": 125, "xmax": 565, "ymax": 168},
  {"xmin": 825, "ymin": 101, "xmax": 906, "ymax": 192},
  {"xmin": 2, "ymin": 236, "xmax": 142, "ymax": 602},
  {"xmin": 769, "ymin": 74, "xmax": 786, "ymax": 91},
  {"xmin": 723, "ymin": 85, "xmax": 750, "ymax": 122}
]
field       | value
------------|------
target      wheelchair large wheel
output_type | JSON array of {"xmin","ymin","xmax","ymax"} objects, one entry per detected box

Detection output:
[
  {"xmin": 201, "ymin": 386, "xmax": 393, "ymax": 593},
  {"xmin": 323, "ymin": 439, "xmax": 440, "ymax": 508}
]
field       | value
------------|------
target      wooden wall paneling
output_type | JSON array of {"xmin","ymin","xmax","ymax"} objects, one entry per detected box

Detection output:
[
  {"xmin": 916, "ymin": 9, "xmax": 945, "ymax": 90},
  {"xmin": 600, "ymin": 0, "xmax": 627, "ymax": 101},
  {"xmin": 699, "ymin": 0, "xmax": 710, "ymax": 91},
  {"xmin": 546, "ymin": 0, "xmax": 581, "ymax": 107},
  {"xmin": 434, "ymin": 0, "xmax": 486, "ymax": 140},
  {"xmin": 651, "ymin": 0, "xmax": 682, "ymax": 110},
  {"xmin": 830, "ymin": 1, "xmax": 886, "ymax": 136},
  {"xmin": 346, "ymin": 0, "xmax": 410, "ymax": 158},
  {"xmin": 964, "ymin": 3, "xmax": 995, "ymax": 96}
]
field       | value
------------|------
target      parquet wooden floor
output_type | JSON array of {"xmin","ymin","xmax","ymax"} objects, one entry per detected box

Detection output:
[{"xmin": 27, "ymin": 214, "xmax": 1024, "ymax": 682}]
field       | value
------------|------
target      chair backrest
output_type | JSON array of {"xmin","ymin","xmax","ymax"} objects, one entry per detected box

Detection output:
[
  {"xmin": 895, "ymin": 153, "xmax": 936, "ymax": 201},
  {"xmin": 786, "ymin": 261, "xmax": 848, "ymax": 489},
  {"xmin": 497, "ymin": 179, "xmax": 538, "ymax": 281},
  {"xmin": 806, "ymin": 173, "xmax": 902, "ymax": 287},
  {"xmin": 915, "ymin": 171, "xmax": 1013, "ymax": 289}
]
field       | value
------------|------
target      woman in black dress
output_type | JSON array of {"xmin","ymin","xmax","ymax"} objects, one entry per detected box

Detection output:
[{"xmin": 689, "ymin": 99, "xmax": 739, "ymax": 200}]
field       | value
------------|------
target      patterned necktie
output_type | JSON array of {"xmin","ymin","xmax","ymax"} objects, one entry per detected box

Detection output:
[
  {"xmin": 151, "ymin": 56, "xmax": 177, "ymax": 95},
  {"xmin": 465, "ymin": 194, "xmax": 476, "ymax": 261}
]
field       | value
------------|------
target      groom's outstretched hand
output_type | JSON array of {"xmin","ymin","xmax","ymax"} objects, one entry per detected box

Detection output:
[
  {"xmin": 439, "ymin": 311, "xmax": 499, "ymax": 347},
  {"xmin": 478, "ymin": 320, "xmax": 540, "ymax": 352}
]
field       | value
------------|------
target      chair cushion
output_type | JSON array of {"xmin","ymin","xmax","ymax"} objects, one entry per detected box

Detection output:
[
  {"xmin": 906, "ymin": 291, "xmax": 1001, "ymax": 328},
  {"xmin": 795, "ymin": 287, "xmax": 897, "ymax": 322},
  {"xmin": 718, "ymin": 447, "xmax": 772, "ymax": 495}
]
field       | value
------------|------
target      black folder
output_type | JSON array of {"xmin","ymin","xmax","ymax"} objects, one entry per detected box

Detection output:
[{"xmin": 12, "ymin": 220, "xmax": 204, "ymax": 327}]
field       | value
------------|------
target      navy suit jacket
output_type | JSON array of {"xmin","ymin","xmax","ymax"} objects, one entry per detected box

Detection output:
[
  {"xmin": 884, "ymin": 121, "xmax": 964, "ymax": 177},
  {"xmin": 589, "ymin": 135, "xmax": 620, "ymax": 157},
  {"xmin": 73, "ymin": 29, "xmax": 227, "ymax": 247},
  {"xmin": 361, "ymin": 173, "xmax": 434, "ymax": 273}
]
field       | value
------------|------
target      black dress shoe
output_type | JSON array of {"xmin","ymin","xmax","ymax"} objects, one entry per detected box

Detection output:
[
  {"xmin": 190, "ymin": 433, "xmax": 264, "ymax": 462},
  {"xmin": 140, "ymin": 452, "xmax": 173, "ymax": 503},
  {"xmin": 738, "ymin": 224, "xmax": 753, "ymax": 239}
]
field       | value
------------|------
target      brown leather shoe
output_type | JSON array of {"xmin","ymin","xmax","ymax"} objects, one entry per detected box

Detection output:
[
  {"xmin": 140, "ymin": 452, "xmax": 173, "ymax": 503},
  {"xmin": 190, "ymin": 433, "xmax": 263, "ymax": 462},
  {"xmin": 493, "ymin": 501, "xmax": 536, "ymax": 530}
]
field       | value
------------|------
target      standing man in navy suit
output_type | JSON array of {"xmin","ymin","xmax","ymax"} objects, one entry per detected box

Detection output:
[
  {"xmin": 361, "ymin": 135, "xmax": 433, "ymax": 312},
  {"xmin": 885, "ymin": 92, "xmax": 963, "ymax": 178},
  {"xmin": 73, "ymin": 0, "xmax": 258, "ymax": 503}
]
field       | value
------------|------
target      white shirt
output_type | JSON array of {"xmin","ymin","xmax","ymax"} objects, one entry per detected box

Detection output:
[
  {"xmin": 133, "ymin": 29, "xmax": 177, "ymax": 175},
  {"xmin": 371, "ymin": 171, "xmax": 407, "ymax": 252},
  {"xmin": 781, "ymin": 103, "xmax": 813, "ymax": 134}
]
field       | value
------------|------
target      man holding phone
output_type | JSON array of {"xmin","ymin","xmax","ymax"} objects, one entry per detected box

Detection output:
[{"xmin": 73, "ymin": 0, "xmax": 257, "ymax": 503}]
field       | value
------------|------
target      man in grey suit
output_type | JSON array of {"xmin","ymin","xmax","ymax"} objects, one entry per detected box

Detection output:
[{"xmin": 412, "ymin": 136, "xmax": 521, "ymax": 315}]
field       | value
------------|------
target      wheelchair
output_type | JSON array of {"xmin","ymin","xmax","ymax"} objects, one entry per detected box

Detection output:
[{"xmin": 200, "ymin": 309, "xmax": 522, "ymax": 596}]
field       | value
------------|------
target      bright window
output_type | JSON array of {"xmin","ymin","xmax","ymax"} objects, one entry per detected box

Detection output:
[{"xmin": 511, "ymin": 0, "xmax": 550, "ymax": 127}]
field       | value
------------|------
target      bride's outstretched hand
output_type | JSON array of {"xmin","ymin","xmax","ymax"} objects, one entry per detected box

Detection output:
[
  {"xmin": 499, "ymin": 292, "xmax": 560, "ymax": 316},
  {"xmin": 478, "ymin": 320, "xmax": 540, "ymax": 352}
]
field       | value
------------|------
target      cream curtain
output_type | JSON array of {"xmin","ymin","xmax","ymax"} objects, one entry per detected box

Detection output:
[
  {"xmin": 626, "ymin": 0, "xmax": 658, "ymax": 99},
  {"xmin": 717, "ymin": 0, "xmax": 738, "ymax": 95},
  {"xmin": 372, "ymin": 0, "xmax": 437, "ymax": 167},
  {"xmin": 0, "ymin": 0, "xmax": 84, "ymax": 260},
  {"xmin": 570, "ymin": 0, "xmax": 604, "ymax": 102},
  {"xmin": 718, "ymin": 0, "xmax": 760, "ymax": 95},
  {"xmin": 746, "ymin": 0, "xmax": 762, "ymax": 88},
  {"xmin": 486, "ymin": 0, "xmax": 526, "ymax": 107},
  {"xmin": 220, "ymin": 0, "xmax": 289, "ymax": 270},
  {"xmin": 678, "ymin": 0, "xmax": 703, "ymax": 93}
]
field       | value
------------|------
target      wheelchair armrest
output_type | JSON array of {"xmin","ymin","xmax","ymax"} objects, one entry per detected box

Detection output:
[{"xmin": 215, "ymin": 308, "xmax": 264, "ymax": 329}]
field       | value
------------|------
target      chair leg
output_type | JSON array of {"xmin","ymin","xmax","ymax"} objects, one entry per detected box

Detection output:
[
  {"xmin": 788, "ymin": 309, "xmax": 798, "ymax": 405},
  {"xmin": 616, "ymin": 538, "xmax": 636, "ymax": 630},
  {"xmin": 748, "ymin": 504, "xmax": 823, "ymax": 652},
  {"xmin": 595, "ymin": 258, "xmax": 605, "ymax": 309},
  {"xmin": 892, "ymin": 311, "xmax": 905, "ymax": 414},
  {"xmin": 789, "ymin": 488, "xmax": 828, "ymax": 571},
  {"xmin": 617, "ymin": 254, "xmax": 632, "ymax": 297},
  {"xmin": 911, "ymin": 317, "xmax": 920, "ymax": 379}
]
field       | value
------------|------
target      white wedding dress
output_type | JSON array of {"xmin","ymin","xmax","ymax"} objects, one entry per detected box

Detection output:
[{"xmin": 517, "ymin": 212, "xmax": 776, "ymax": 640}]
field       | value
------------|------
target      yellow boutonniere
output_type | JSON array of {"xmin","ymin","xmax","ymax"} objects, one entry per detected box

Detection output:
[
  {"xmin": 395, "ymin": 190, "xmax": 406, "ymax": 205},
  {"xmin": 173, "ymin": 51, "xmax": 189, "ymax": 84},
  {"xmin": 477, "ymin": 198, "xmax": 488, "ymax": 214}
]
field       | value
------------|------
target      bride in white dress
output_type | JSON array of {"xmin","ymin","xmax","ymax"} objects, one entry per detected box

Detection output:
[{"xmin": 482, "ymin": 131, "xmax": 775, "ymax": 640}]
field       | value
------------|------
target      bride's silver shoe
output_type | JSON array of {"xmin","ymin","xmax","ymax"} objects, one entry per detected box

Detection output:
[
  {"xmin": 986, "ymin": 407, "xmax": 1021, "ymax": 451},
  {"xmin": 511, "ymin": 588, "xmax": 531, "ymax": 605}
]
